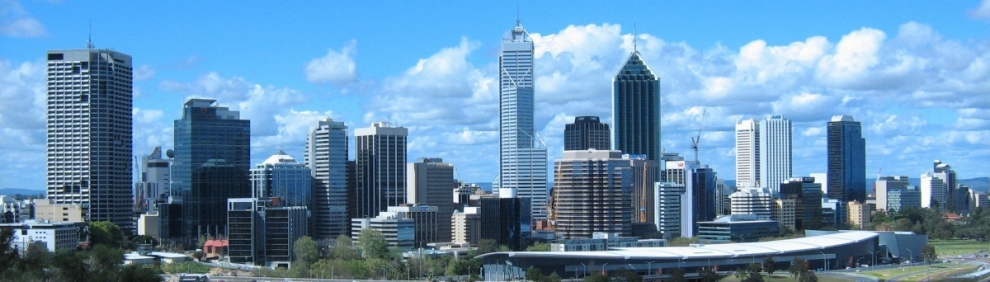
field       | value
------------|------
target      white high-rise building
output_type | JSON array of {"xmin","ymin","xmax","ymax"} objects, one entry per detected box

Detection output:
[
  {"xmin": 730, "ymin": 188, "xmax": 773, "ymax": 220},
  {"xmin": 45, "ymin": 46, "xmax": 134, "ymax": 234},
  {"xmin": 305, "ymin": 118, "xmax": 349, "ymax": 239},
  {"xmin": 354, "ymin": 122, "xmax": 408, "ymax": 219},
  {"xmin": 735, "ymin": 116, "xmax": 792, "ymax": 192},
  {"xmin": 920, "ymin": 172, "xmax": 947, "ymax": 209},
  {"xmin": 493, "ymin": 18, "xmax": 548, "ymax": 221},
  {"xmin": 759, "ymin": 116, "xmax": 792, "ymax": 192},
  {"xmin": 735, "ymin": 119, "xmax": 759, "ymax": 189},
  {"xmin": 134, "ymin": 147, "xmax": 170, "ymax": 213}
]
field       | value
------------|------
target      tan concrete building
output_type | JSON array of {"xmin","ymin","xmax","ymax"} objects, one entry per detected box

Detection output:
[
  {"xmin": 847, "ymin": 200, "xmax": 874, "ymax": 229},
  {"xmin": 452, "ymin": 207, "xmax": 480, "ymax": 246},
  {"xmin": 34, "ymin": 199, "xmax": 84, "ymax": 223},
  {"xmin": 772, "ymin": 198, "xmax": 797, "ymax": 230}
]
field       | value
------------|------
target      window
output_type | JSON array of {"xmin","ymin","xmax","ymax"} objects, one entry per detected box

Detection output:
[{"xmin": 48, "ymin": 53, "xmax": 64, "ymax": 60}]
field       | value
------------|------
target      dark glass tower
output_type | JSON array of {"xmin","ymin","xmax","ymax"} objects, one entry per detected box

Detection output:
[
  {"xmin": 168, "ymin": 98, "xmax": 251, "ymax": 241},
  {"xmin": 564, "ymin": 116, "xmax": 610, "ymax": 151},
  {"xmin": 827, "ymin": 115, "xmax": 866, "ymax": 204},
  {"xmin": 612, "ymin": 51, "xmax": 661, "ymax": 162}
]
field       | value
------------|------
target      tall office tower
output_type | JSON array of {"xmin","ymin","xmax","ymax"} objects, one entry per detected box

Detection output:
[
  {"xmin": 494, "ymin": 19, "xmax": 549, "ymax": 222},
  {"xmin": 660, "ymin": 157, "xmax": 717, "ymax": 237},
  {"xmin": 407, "ymin": 158, "xmax": 457, "ymax": 243},
  {"xmin": 759, "ymin": 116, "xmax": 792, "ymax": 191},
  {"xmin": 735, "ymin": 119, "xmax": 759, "ymax": 189},
  {"xmin": 625, "ymin": 154, "xmax": 658, "ymax": 223},
  {"xmin": 135, "ymin": 147, "xmax": 171, "ymax": 214},
  {"xmin": 305, "ymin": 118, "xmax": 349, "ymax": 239},
  {"xmin": 354, "ymin": 122, "xmax": 408, "ymax": 218},
  {"xmin": 552, "ymin": 150, "xmax": 633, "ymax": 239},
  {"xmin": 169, "ymin": 98, "xmax": 251, "ymax": 240},
  {"xmin": 875, "ymin": 176, "xmax": 910, "ymax": 211},
  {"xmin": 934, "ymin": 161, "xmax": 966, "ymax": 213},
  {"xmin": 827, "ymin": 115, "xmax": 866, "ymax": 205},
  {"xmin": 730, "ymin": 188, "xmax": 773, "ymax": 220},
  {"xmin": 612, "ymin": 49, "xmax": 662, "ymax": 163},
  {"xmin": 955, "ymin": 185, "xmax": 971, "ymax": 214},
  {"xmin": 920, "ymin": 172, "xmax": 947, "ymax": 209},
  {"xmin": 654, "ymin": 182, "xmax": 686, "ymax": 239},
  {"xmin": 45, "ymin": 47, "xmax": 134, "ymax": 233},
  {"xmin": 251, "ymin": 151, "xmax": 312, "ymax": 207},
  {"xmin": 780, "ymin": 177, "xmax": 823, "ymax": 230},
  {"xmin": 564, "ymin": 116, "xmax": 610, "ymax": 151}
]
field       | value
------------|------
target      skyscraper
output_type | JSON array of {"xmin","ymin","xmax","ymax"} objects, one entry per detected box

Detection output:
[
  {"xmin": 612, "ymin": 50, "xmax": 661, "ymax": 162},
  {"xmin": 135, "ymin": 147, "xmax": 170, "ymax": 214},
  {"xmin": 662, "ymin": 158, "xmax": 717, "ymax": 237},
  {"xmin": 735, "ymin": 116, "xmax": 793, "ymax": 191},
  {"xmin": 251, "ymin": 151, "xmax": 312, "ymax": 208},
  {"xmin": 552, "ymin": 150, "xmax": 633, "ymax": 239},
  {"xmin": 354, "ymin": 122, "xmax": 408, "ymax": 218},
  {"xmin": 495, "ymin": 19, "xmax": 549, "ymax": 222},
  {"xmin": 168, "ymin": 98, "xmax": 251, "ymax": 240},
  {"xmin": 827, "ymin": 115, "xmax": 866, "ymax": 204},
  {"xmin": 46, "ymin": 47, "xmax": 134, "ymax": 233},
  {"xmin": 564, "ymin": 116, "xmax": 610, "ymax": 151},
  {"xmin": 920, "ymin": 172, "xmax": 947, "ymax": 209},
  {"xmin": 407, "ymin": 158, "xmax": 457, "ymax": 243},
  {"xmin": 759, "ymin": 116, "xmax": 792, "ymax": 191},
  {"xmin": 305, "ymin": 118, "xmax": 349, "ymax": 239},
  {"xmin": 735, "ymin": 119, "xmax": 759, "ymax": 189}
]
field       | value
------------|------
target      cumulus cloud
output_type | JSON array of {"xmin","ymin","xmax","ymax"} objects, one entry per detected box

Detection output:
[
  {"xmin": 305, "ymin": 40, "xmax": 358, "ymax": 86},
  {"xmin": 972, "ymin": 0, "xmax": 990, "ymax": 20},
  {"xmin": 134, "ymin": 65, "xmax": 156, "ymax": 81},
  {"xmin": 0, "ymin": 1, "xmax": 47, "ymax": 38}
]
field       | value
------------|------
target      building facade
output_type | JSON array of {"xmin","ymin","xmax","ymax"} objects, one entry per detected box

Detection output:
[
  {"xmin": 354, "ymin": 122, "xmax": 408, "ymax": 219},
  {"xmin": 167, "ymin": 98, "xmax": 251, "ymax": 241},
  {"xmin": 730, "ymin": 188, "xmax": 773, "ymax": 220},
  {"xmin": 772, "ymin": 198, "xmax": 797, "ymax": 230},
  {"xmin": 494, "ymin": 19, "xmax": 549, "ymax": 223},
  {"xmin": 479, "ymin": 197, "xmax": 531, "ymax": 250},
  {"xmin": 847, "ymin": 200, "xmax": 874, "ymax": 229},
  {"xmin": 876, "ymin": 176, "xmax": 910, "ymax": 212},
  {"xmin": 0, "ymin": 220, "xmax": 84, "ymax": 253},
  {"xmin": 552, "ymin": 150, "xmax": 633, "ymax": 239},
  {"xmin": 697, "ymin": 214, "xmax": 780, "ymax": 243},
  {"xmin": 564, "ymin": 116, "xmax": 610, "ymax": 151},
  {"xmin": 612, "ymin": 50, "xmax": 662, "ymax": 163},
  {"xmin": 780, "ymin": 177, "xmax": 824, "ymax": 230},
  {"xmin": 351, "ymin": 212, "xmax": 415, "ymax": 250},
  {"xmin": 387, "ymin": 205, "xmax": 438, "ymax": 249},
  {"xmin": 251, "ymin": 151, "xmax": 312, "ymax": 208},
  {"xmin": 920, "ymin": 172, "xmax": 947, "ymax": 210},
  {"xmin": 759, "ymin": 116, "xmax": 792, "ymax": 192},
  {"xmin": 735, "ymin": 119, "xmax": 759, "ymax": 189},
  {"xmin": 407, "ymin": 158, "xmax": 457, "ymax": 243},
  {"xmin": 134, "ymin": 147, "xmax": 170, "ymax": 214},
  {"xmin": 452, "ymin": 207, "xmax": 481, "ymax": 246},
  {"xmin": 305, "ymin": 118, "xmax": 349, "ymax": 239},
  {"xmin": 227, "ymin": 198, "xmax": 308, "ymax": 267},
  {"xmin": 654, "ymin": 182, "xmax": 686, "ymax": 239},
  {"xmin": 827, "ymin": 115, "xmax": 866, "ymax": 205},
  {"xmin": 33, "ymin": 199, "xmax": 84, "ymax": 223},
  {"xmin": 626, "ymin": 155, "xmax": 658, "ymax": 224},
  {"xmin": 45, "ymin": 47, "xmax": 134, "ymax": 233},
  {"xmin": 887, "ymin": 188, "xmax": 921, "ymax": 212}
]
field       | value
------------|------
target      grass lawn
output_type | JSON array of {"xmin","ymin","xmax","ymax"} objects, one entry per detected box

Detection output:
[
  {"xmin": 860, "ymin": 264, "xmax": 946, "ymax": 279},
  {"xmin": 718, "ymin": 274, "xmax": 852, "ymax": 282},
  {"xmin": 896, "ymin": 265, "xmax": 977, "ymax": 281},
  {"xmin": 928, "ymin": 239, "xmax": 990, "ymax": 257}
]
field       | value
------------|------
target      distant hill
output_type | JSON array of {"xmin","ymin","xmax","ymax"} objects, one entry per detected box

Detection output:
[
  {"xmin": 959, "ymin": 177, "xmax": 990, "ymax": 193},
  {"xmin": 0, "ymin": 188, "xmax": 45, "ymax": 197}
]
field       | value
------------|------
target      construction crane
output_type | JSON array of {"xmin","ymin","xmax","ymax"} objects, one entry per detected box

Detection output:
[
  {"xmin": 639, "ymin": 163, "xmax": 648, "ymax": 223},
  {"xmin": 690, "ymin": 108, "xmax": 708, "ymax": 163}
]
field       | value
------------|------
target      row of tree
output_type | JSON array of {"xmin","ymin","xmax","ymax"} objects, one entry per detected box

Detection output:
[
  {"xmin": 0, "ymin": 226, "xmax": 161, "ymax": 282},
  {"xmin": 868, "ymin": 206, "xmax": 990, "ymax": 240}
]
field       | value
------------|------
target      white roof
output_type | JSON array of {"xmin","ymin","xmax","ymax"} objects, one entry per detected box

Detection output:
[
  {"xmin": 150, "ymin": 252, "xmax": 188, "ymax": 258},
  {"xmin": 491, "ymin": 231, "xmax": 877, "ymax": 260}
]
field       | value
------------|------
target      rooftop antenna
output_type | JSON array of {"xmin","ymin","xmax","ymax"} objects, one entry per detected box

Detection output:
[
  {"xmin": 86, "ymin": 21, "xmax": 95, "ymax": 49},
  {"xmin": 516, "ymin": 5, "xmax": 521, "ymax": 25},
  {"xmin": 633, "ymin": 22, "xmax": 638, "ymax": 52}
]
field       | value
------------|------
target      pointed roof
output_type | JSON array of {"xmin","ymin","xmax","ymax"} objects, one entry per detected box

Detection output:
[
  {"xmin": 261, "ymin": 150, "xmax": 298, "ymax": 165},
  {"xmin": 503, "ymin": 18, "xmax": 531, "ymax": 43},
  {"xmin": 613, "ymin": 51, "xmax": 658, "ymax": 80}
]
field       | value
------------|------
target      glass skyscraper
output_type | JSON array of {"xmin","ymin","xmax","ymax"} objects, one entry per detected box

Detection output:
[
  {"xmin": 495, "ymin": 19, "xmax": 548, "ymax": 221},
  {"xmin": 305, "ymin": 118, "xmax": 349, "ymax": 239},
  {"xmin": 167, "ymin": 98, "xmax": 251, "ymax": 240},
  {"xmin": 827, "ymin": 115, "xmax": 866, "ymax": 204},
  {"xmin": 45, "ymin": 47, "xmax": 134, "ymax": 234},
  {"xmin": 353, "ymin": 122, "xmax": 407, "ymax": 219},
  {"xmin": 612, "ymin": 50, "xmax": 661, "ymax": 162},
  {"xmin": 564, "ymin": 116, "xmax": 610, "ymax": 151},
  {"xmin": 251, "ymin": 151, "xmax": 312, "ymax": 207}
]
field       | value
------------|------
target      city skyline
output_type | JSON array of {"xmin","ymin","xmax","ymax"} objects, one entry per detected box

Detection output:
[{"xmin": 3, "ymin": 1, "xmax": 990, "ymax": 190}]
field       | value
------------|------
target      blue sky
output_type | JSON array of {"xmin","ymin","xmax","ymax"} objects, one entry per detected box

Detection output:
[{"xmin": 1, "ymin": 0, "xmax": 989, "ymax": 189}]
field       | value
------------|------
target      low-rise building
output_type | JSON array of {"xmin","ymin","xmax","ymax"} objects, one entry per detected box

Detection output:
[
  {"xmin": 848, "ymin": 200, "xmax": 874, "ymax": 229},
  {"xmin": 0, "ymin": 220, "xmax": 84, "ymax": 253},
  {"xmin": 697, "ymin": 214, "xmax": 779, "ymax": 243},
  {"xmin": 33, "ymin": 199, "xmax": 84, "ymax": 223},
  {"xmin": 771, "ymin": 198, "xmax": 797, "ymax": 230},
  {"xmin": 387, "ymin": 205, "xmax": 439, "ymax": 249},
  {"xmin": 351, "ymin": 212, "xmax": 415, "ymax": 250},
  {"xmin": 550, "ymin": 232, "xmax": 666, "ymax": 252},
  {"xmin": 452, "ymin": 207, "xmax": 480, "ymax": 246}
]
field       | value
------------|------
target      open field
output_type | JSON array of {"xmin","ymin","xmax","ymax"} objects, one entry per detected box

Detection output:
[
  {"xmin": 897, "ymin": 265, "xmax": 978, "ymax": 282},
  {"xmin": 929, "ymin": 239, "xmax": 990, "ymax": 257},
  {"xmin": 860, "ymin": 264, "xmax": 947, "ymax": 279},
  {"xmin": 718, "ymin": 274, "xmax": 852, "ymax": 282}
]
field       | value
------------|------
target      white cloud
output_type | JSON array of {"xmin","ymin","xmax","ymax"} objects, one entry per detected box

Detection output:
[
  {"xmin": 134, "ymin": 65, "xmax": 156, "ymax": 81},
  {"xmin": 305, "ymin": 40, "xmax": 358, "ymax": 86},
  {"xmin": 972, "ymin": 0, "xmax": 990, "ymax": 20},
  {"xmin": 133, "ymin": 108, "xmax": 163, "ymax": 124},
  {"xmin": 0, "ymin": 1, "xmax": 46, "ymax": 38}
]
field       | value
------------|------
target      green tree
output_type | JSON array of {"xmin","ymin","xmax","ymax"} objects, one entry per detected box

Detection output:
[
  {"xmin": 763, "ymin": 256, "xmax": 777, "ymax": 276},
  {"xmin": 358, "ymin": 229, "xmax": 389, "ymax": 259},
  {"xmin": 669, "ymin": 267, "xmax": 687, "ymax": 282},
  {"xmin": 118, "ymin": 264, "xmax": 162, "ymax": 282},
  {"xmin": 294, "ymin": 236, "xmax": 320, "ymax": 264},
  {"xmin": 548, "ymin": 271, "xmax": 563, "ymax": 282},
  {"xmin": 526, "ymin": 266, "xmax": 545, "ymax": 281},
  {"xmin": 582, "ymin": 273, "xmax": 610, "ymax": 282},
  {"xmin": 88, "ymin": 221, "xmax": 124, "ymax": 248},
  {"xmin": 473, "ymin": 239, "xmax": 499, "ymax": 256},
  {"xmin": 748, "ymin": 263, "xmax": 762, "ymax": 275},
  {"xmin": 192, "ymin": 250, "xmax": 205, "ymax": 261},
  {"xmin": 330, "ymin": 235, "xmax": 360, "ymax": 260},
  {"xmin": 699, "ymin": 267, "xmax": 719, "ymax": 282},
  {"xmin": 526, "ymin": 242, "xmax": 551, "ymax": 251},
  {"xmin": 789, "ymin": 257, "xmax": 807, "ymax": 279},
  {"xmin": 920, "ymin": 245, "xmax": 937, "ymax": 264},
  {"xmin": 799, "ymin": 270, "xmax": 818, "ymax": 282}
]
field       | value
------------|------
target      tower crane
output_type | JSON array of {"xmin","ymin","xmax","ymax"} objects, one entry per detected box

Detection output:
[{"xmin": 691, "ymin": 108, "xmax": 708, "ymax": 163}]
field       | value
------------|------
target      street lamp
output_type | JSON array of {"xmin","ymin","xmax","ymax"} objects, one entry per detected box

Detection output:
[
  {"xmin": 868, "ymin": 251, "xmax": 875, "ymax": 268},
  {"xmin": 819, "ymin": 251, "xmax": 828, "ymax": 272},
  {"xmin": 905, "ymin": 249, "xmax": 914, "ymax": 264},
  {"xmin": 857, "ymin": 257, "xmax": 866, "ymax": 268},
  {"xmin": 602, "ymin": 263, "xmax": 609, "ymax": 275},
  {"xmin": 646, "ymin": 261, "xmax": 654, "ymax": 275},
  {"xmin": 581, "ymin": 263, "xmax": 587, "ymax": 278}
]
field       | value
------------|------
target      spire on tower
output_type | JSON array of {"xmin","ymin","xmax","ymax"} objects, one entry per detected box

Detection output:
[
  {"xmin": 516, "ymin": 5, "xmax": 521, "ymax": 26},
  {"xmin": 633, "ymin": 23, "xmax": 638, "ymax": 52},
  {"xmin": 86, "ymin": 21, "xmax": 94, "ymax": 49}
]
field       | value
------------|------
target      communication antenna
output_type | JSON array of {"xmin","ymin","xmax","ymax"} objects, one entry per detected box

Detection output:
[
  {"xmin": 633, "ymin": 22, "xmax": 638, "ymax": 52},
  {"xmin": 86, "ymin": 21, "xmax": 95, "ymax": 49}
]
